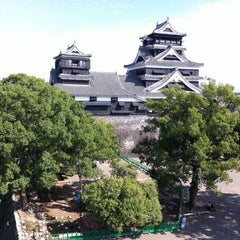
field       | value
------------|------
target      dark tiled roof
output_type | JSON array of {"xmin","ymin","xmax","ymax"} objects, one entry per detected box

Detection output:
[
  {"xmin": 124, "ymin": 46, "xmax": 152, "ymax": 68},
  {"xmin": 125, "ymin": 59, "xmax": 203, "ymax": 69},
  {"xmin": 152, "ymin": 19, "xmax": 186, "ymax": 37},
  {"xmin": 124, "ymin": 46, "xmax": 203, "ymax": 68},
  {"xmin": 139, "ymin": 74, "xmax": 203, "ymax": 82},
  {"xmin": 59, "ymin": 73, "xmax": 93, "ymax": 81},
  {"xmin": 54, "ymin": 42, "xmax": 91, "ymax": 59},
  {"xmin": 148, "ymin": 59, "xmax": 203, "ymax": 68},
  {"xmin": 185, "ymin": 76, "xmax": 204, "ymax": 81},
  {"xmin": 84, "ymin": 101, "xmax": 112, "ymax": 106},
  {"xmin": 127, "ymin": 53, "xmax": 203, "ymax": 68},
  {"xmin": 125, "ymin": 45, "xmax": 203, "ymax": 69},
  {"xmin": 154, "ymin": 20, "xmax": 168, "ymax": 31},
  {"xmin": 146, "ymin": 44, "xmax": 186, "ymax": 51},
  {"xmin": 138, "ymin": 46, "xmax": 152, "ymax": 60},
  {"xmin": 54, "ymin": 72, "xmax": 134, "ymax": 98},
  {"xmin": 118, "ymin": 72, "xmax": 164, "ymax": 99}
]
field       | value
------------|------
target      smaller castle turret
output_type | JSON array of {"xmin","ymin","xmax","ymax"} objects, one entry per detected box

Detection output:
[{"xmin": 50, "ymin": 42, "xmax": 92, "ymax": 85}]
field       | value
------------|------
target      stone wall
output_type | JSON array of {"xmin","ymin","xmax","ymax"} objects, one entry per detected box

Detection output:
[{"xmin": 94, "ymin": 115, "xmax": 151, "ymax": 156}]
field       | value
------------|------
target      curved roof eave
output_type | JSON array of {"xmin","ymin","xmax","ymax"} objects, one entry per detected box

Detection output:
[{"xmin": 152, "ymin": 18, "xmax": 186, "ymax": 37}]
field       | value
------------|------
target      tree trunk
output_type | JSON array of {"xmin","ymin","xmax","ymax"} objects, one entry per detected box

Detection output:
[
  {"xmin": 78, "ymin": 175, "xmax": 83, "ymax": 217},
  {"xmin": 20, "ymin": 189, "xmax": 28, "ymax": 210},
  {"xmin": 189, "ymin": 166, "xmax": 200, "ymax": 210},
  {"xmin": 79, "ymin": 175, "xmax": 83, "ymax": 193}
]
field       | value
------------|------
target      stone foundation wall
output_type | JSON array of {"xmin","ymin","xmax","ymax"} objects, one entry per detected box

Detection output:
[{"xmin": 94, "ymin": 115, "xmax": 151, "ymax": 156}]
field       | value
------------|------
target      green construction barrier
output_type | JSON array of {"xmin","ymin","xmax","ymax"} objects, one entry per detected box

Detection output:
[
  {"xmin": 122, "ymin": 155, "xmax": 150, "ymax": 173},
  {"xmin": 51, "ymin": 219, "xmax": 181, "ymax": 239}
]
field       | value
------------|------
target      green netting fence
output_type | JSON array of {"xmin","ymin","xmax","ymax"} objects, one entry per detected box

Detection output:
[
  {"xmin": 51, "ymin": 156, "xmax": 184, "ymax": 240},
  {"xmin": 51, "ymin": 219, "xmax": 181, "ymax": 240},
  {"xmin": 122, "ymin": 155, "xmax": 150, "ymax": 173}
]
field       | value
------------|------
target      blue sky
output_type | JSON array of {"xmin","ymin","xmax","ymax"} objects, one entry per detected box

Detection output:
[
  {"xmin": 1, "ymin": 0, "xmax": 240, "ymax": 90},
  {"xmin": 0, "ymin": 0, "xmax": 215, "ymax": 32}
]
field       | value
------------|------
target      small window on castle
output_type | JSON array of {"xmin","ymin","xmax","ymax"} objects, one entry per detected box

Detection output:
[
  {"xmin": 66, "ymin": 59, "xmax": 72, "ymax": 66},
  {"xmin": 111, "ymin": 97, "xmax": 118, "ymax": 102},
  {"xmin": 79, "ymin": 60, "xmax": 86, "ymax": 67},
  {"xmin": 72, "ymin": 69, "xmax": 80, "ymax": 75},
  {"xmin": 164, "ymin": 54, "xmax": 180, "ymax": 61},
  {"xmin": 90, "ymin": 96, "xmax": 97, "ymax": 101},
  {"xmin": 72, "ymin": 59, "xmax": 79, "ymax": 66},
  {"xmin": 164, "ymin": 28, "xmax": 173, "ymax": 32}
]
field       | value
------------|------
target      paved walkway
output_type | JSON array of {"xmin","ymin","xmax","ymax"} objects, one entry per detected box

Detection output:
[{"xmin": 126, "ymin": 171, "xmax": 240, "ymax": 240}]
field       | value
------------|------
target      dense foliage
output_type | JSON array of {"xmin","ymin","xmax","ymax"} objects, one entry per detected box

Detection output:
[
  {"xmin": 82, "ymin": 177, "xmax": 162, "ymax": 232},
  {"xmin": 0, "ymin": 74, "xmax": 120, "ymax": 201},
  {"xmin": 111, "ymin": 161, "xmax": 137, "ymax": 178},
  {"xmin": 133, "ymin": 82, "xmax": 240, "ymax": 208}
]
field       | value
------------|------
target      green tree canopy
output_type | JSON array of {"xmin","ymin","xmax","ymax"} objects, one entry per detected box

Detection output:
[
  {"xmin": 0, "ymin": 74, "xmax": 120, "ymax": 200},
  {"xmin": 82, "ymin": 177, "xmax": 162, "ymax": 232},
  {"xmin": 65, "ymin": 117, "xmax": 121, "ymax": 191},
  {"xmin": 133, "ymin": 82, "xmax": 240, "ymax": 209},
  {"xmin": 111, "ymin": 161, "xmax": 137, "ymax": 178}
]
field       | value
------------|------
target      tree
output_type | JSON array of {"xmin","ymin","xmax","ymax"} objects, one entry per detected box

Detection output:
[
  {"xmin": 0, "ymin": 74, "xmax": 120, "ymax": 206},
  {"xmin": 82, "ymin": 177, "xmax": 162, "ymax": 232},
  {"xmin": 64, "ymin": 118, "xmax": 121, "ymax": 192},
  {"xmin": 111, "ymin": 161, "xmax": 137, "ymax": 178},
  {"xmin": 133, "ymin": 82, "xmax": 240, "ymax": 209},
  {"xmin": 0, "ymin": 74, "xmax": 74, "ymax": 199}
]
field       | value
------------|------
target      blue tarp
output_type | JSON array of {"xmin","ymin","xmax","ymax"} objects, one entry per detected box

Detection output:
[{"xmin": 73, "ymin": 190, "xmax": 81, "ymax": 203}]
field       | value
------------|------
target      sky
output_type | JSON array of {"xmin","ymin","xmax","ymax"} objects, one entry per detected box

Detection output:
[{"xmin": 1, "ymin": 0, "xmax": 240, "ymax": 90}]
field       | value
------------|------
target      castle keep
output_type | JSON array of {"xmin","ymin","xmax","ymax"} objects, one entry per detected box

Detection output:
[{"xmin": 50, "ymin": 19, "xmax": 203, "ymax": 115}]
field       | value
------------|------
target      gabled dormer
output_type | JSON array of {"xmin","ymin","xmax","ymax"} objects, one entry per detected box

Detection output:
[
  {"xmin": 146, "ymin": 69, "xmax": 202, "ymax": 94},
  {"xmin": 65, "ymin": 42, "xmax": 84, "ymax": 55},
  {"xmin": 133, "ymin": 46, "xmax": 151, "ymax": 64},
  {"xmin": 155, "ymin": 47, "xmax": 185, "ymax": 62},
  {"xmin": 152, "ymin": 18, "xmax": 186, "ymax": 37}
]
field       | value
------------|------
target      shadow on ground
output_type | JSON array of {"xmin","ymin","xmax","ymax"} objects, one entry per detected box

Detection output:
[
  {"xmin": 0, "ymin": 191, "xmax": 18, "ymax": 240},
  {"xmin": 171, "ymin": 190, "xmax": 240, "ymax": 240}
]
